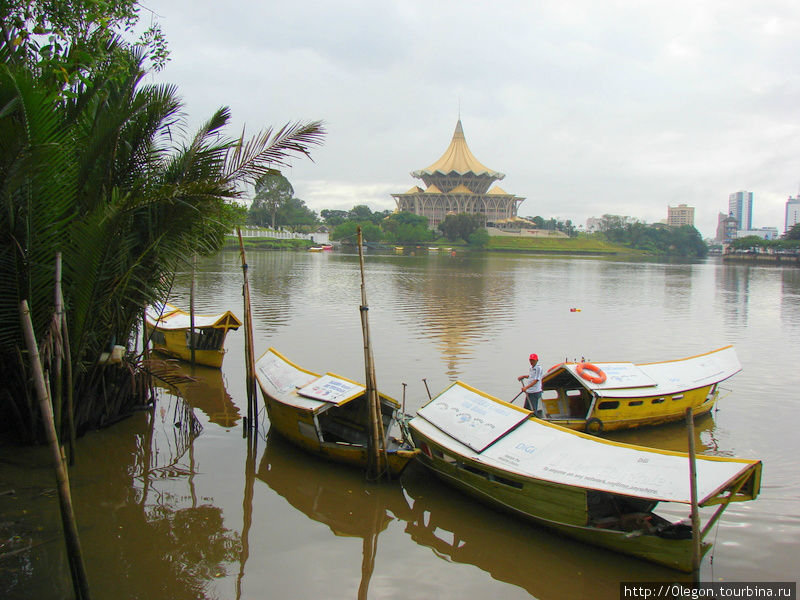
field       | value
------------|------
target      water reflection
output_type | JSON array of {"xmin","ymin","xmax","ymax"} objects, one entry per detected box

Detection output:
[
  {"xmin": 153, "ymin": 359, "xmax": 241, "ymax": 428},
  {"xmin": 255, "ymin": 431, "xmax": 687, "ymax": 600},
  {"xmin": 716, "ymin": 264, "xmax": 750, "ymax": 328},
  {"xmin": 257, "ymin": 432, "xmax": 412, "ymax": 599},
  {"xmin": 780, "ymin": 268, "xmax": 800, "ymax": 329},
  {"xmin": 605, "ymin": 411, "xmax": 725, "ymax": 455},
  {"xmin": 388, "ymin": 255, "xmax": 516, "ymax": 378}
]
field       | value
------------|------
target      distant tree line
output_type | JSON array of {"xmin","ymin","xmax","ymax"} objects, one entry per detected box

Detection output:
[
  {"xmin": 593, "ymin": 215, "xmax": 708, "ymax": 257},
  {"xmin": 246, "ymin": 174, "xmax": 490, "ymax": 246},
  {"xmin": 729, "ymin": 223, "xmax": 800, "ymax": 251},
  {"xmin": 520, "ymin": 215, "xmax": 578, "ymax": 237}
]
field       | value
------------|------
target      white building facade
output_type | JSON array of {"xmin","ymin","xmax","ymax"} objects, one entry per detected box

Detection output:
[
  {"xmin": 728, "ymin": 191, "xmax": 753, "ymax": 231},
  {"xmin": 786, "ymin": 196, "xmax": 800, "ymax": 233}
]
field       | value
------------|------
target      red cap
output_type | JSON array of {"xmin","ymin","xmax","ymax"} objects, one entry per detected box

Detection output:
[{"xmin": 529, "ymin": 353, "xmax": 538, "ymax": 361}]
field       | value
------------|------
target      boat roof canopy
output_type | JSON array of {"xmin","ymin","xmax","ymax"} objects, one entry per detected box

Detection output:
[
  {"xmin": 413, "ymin": 381, "xmax": 760, "ymax": 506},
  {"xmin": 545, "ymin": 346, "xmax": 742, "ymax": 397},
  {"xmin": 146, "ymin": 302, "xmax": 242, "ymax": 331},
  {"xmin": 255, "ymin": 347, "xmax": 399, "ymax": 411}
]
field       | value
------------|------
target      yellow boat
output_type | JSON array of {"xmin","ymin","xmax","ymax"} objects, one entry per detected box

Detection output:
[
  {"xmin": 255, "ymin": 347, "xmax": 419, "ymax": 477},
  {"xmin": 407, "ymin": 381, "xmax": 761, "ymax": 572},
  {"xmin": 538, "ymin": 346, "xmax": 741, "ymax": 433},
  {"xmin": 144, "ymin": 302, "xmax": 241, "ymax": 368}
]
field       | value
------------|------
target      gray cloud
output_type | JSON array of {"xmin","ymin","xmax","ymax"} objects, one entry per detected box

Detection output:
[{"xmin": 144, "ymin": 0, "xmax": 800, "ymax": 236}]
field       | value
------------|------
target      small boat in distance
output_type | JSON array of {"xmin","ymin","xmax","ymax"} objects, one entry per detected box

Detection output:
[
  {"xmin": 255, "ymin": 347, "xmax": 419, "ymax": 477},
  {"xmin": 538, "ymin": 346, "xmax": 741, "ymax": 433},
  {"xmin": 308, "ymin": 246, "xmax": 324, "ymax": 252},
  {"xmin": 406, "ymin": 381, "xmax": 761, "ymax": 572},
  {"xmin": 145, "ymin": 302, "xmax": 241, "ymax": 368}
]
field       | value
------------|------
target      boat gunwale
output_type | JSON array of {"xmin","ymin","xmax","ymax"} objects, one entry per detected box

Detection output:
[
  {"xmin": 413, "ymin": 381, "xmax": 761, "ymax": 506},
  {"xmin": 146, "ymin": 302, "xmax": 242, "ymax": 331},
  {"xmin": 256, "ymin": 347, "xmax": 402, "ymax": 413}
]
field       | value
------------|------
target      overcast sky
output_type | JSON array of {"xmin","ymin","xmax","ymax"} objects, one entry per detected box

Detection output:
[{"xmin": 140, "ymin": 0, "xmax": 800, "ymax": 238}]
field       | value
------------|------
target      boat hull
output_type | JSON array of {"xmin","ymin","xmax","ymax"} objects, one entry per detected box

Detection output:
[
  {"xmin": 545, "ymin": 386, "xmax": 718, "ymax": 432},
  {"xmin": 410, "ymin": 430, "xmax": 705, "ymax": 572},
  {"xmin": 264, "ymin": 394, "xmax": 418, "ymax": 477},
  {"xmin": 146, "ymin": 325, "xmax": 227, "ymax": 368}
]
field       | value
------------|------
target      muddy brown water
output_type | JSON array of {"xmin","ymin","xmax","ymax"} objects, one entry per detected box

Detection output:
[{"xmin": 2, "ymin": 250, "xmax": 798, "ymax": 599}]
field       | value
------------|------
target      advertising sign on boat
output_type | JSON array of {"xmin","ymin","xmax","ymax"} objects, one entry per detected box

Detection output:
[
  {"xmin": 297, "ymin": 374, "xmax": 366, "ymax": 404},
  {"xmin": 417, "ymin": 382, "xmax": 530, "ymax": 452}
]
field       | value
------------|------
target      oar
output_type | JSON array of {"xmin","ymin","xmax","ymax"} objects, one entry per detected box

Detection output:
[
  {"xmin": 510, "ymin": 391, "xmax": 524, "ymax": 405},
  {"xmin": 422, "ymin": 378, "xmax": 432, "ymax": 400}
]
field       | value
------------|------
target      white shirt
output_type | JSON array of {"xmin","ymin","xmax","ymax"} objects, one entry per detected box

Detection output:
[{"xmin": 525, "ymin": 364, "xmax": 543, "ymax": 393}]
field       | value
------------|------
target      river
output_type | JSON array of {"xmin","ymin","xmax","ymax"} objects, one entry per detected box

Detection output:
[{"xmin": 1, "ymin": 249, "xmax": 798, "ymax": 599}]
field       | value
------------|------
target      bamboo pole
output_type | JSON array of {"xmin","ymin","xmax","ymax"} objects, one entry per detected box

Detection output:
[
  {"xmin": 55, "ymin": 254, "xmax": 77, "ymax": 465},
  {"xmin": 190, "ymin": 253, "xmax": 197, "ymax": 366},
  {"xmin": 356, "ymin": 227, "xmax": 387, "ymax": 480},
  {"xmin": 52, "ymin": 254, "xmax": 64, "ymax": 437},
  {"xmin": 685, "ymin": 407, "xmax": 701, "ymax": 577},
  {"xmin": 20, "ymin": 300, "xmax": 91, "ymax": 600},
  {"xmin": 236, "ymin": 429, "xmax": 257, "ymax": 600},
  {"xmin": 237, "ymin": 228, "xmax": 258, "ymax": 430}
]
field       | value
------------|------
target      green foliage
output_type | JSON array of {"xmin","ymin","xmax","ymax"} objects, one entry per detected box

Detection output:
[
  {"xmin": 467, "ymin": 228, "xmax": 490, "ymax": 248},
  {"xmin": 783, "ymin": 223, "xmax": 800, "ymax": 240},
  {"xmin": 331, "ymin": 221, "xmax": 382, "ymax": 243},
  {"xmin": 599, "ymin": 223, "xmax": 707, "ymax": 257},
  {"xmin": 729, "ymin": 235, "xmax": 799, "ymax": 251},
  {"xmin": 2, "ymin": 0, "xmax": 170, "ymax": 77},
  {"xmin": 0, "ymin": 19, "xmax": 325, "ymax": 442},
  {"xmin": 438, "ymin": 213, "xmax": 483, "ymax": 242},
  {"xmin": 381, "ymin": 211, "xmax": 432, "ymax": 244},
  {"xmin": 320, "ymin": 209, "xmax": 348, "ymax": 227},
  {"xmin": 276, "ymin": 197, "xmax": 318, "ymax": 232},
  {"xmin": 248, "ymin": 171, "xmax": 293, "ymax": 228}
]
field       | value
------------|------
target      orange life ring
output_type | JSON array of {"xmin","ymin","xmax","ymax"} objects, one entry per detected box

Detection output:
[{"xmin": 576, "ymin": 362, "xmax": 607, "ymax": 384}]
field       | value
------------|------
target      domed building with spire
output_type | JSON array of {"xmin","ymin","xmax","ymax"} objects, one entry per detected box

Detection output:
[{"xmin": 392, "ymin": 119, "xmax": 525, "ymax": 230}]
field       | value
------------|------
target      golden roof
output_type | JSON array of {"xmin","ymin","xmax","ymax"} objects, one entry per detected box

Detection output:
[
  {"xmin": 449, "ymin": 184, "xmax": 473, "ymax": 194},
  {"xmin": 412, "ymin": 120, "xmax": 504, "ymax": 178},
  {"xmin": 488, "ymin": 185, "xmax": 508, "ymax": 195},
  {"xmin": 424, "ymin": 184, "xmax": 442, "ymax": 193},
  {"xmin": 405, "ymin": 185, "xmax": 423, "ymax": 194}
]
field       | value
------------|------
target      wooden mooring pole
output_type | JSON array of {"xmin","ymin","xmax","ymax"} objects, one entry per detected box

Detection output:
[
  {"xmin": 190, "ymin": 253, "xmax": 197, "ymax": 366},
  {"xmin": 237, "ymin": 228, "xmax": 258, "ymax": 431},
  {"xmin": 685, "ymin": 407, "xmax": 701, "ymax": 579},
  {"xmin": 20, "ymin": 300, "xmax": 91, "ymax": 599},
  {"xmin": 357, "ymin": 227, "xmax": 387, "ymax": 481}
]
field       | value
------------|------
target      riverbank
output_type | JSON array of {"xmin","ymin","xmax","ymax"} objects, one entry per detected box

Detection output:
[
  {"xmin": 722, "ymin": 252, "xmax": 800, "ymax": 266},
  {"xmin": 225, "ymin": 234, "xmax": 645, "ymax": 255}
]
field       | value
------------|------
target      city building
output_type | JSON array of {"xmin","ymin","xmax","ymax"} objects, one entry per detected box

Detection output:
[
  {"xmin": 716, "ymin": 212, "xmax": 738, "ymax": 243},
  {"xmin": 392, "ymin": 120, "xmax": 524, "ymax": 229},
  {"xmin": 786, "ymin": 196, "xmax": 800, "ymax": 233},
  {"xmin": 737, "ymin": 227, "xmax": 780, "ymax": 241},
  {"xmin": 667, "ymin": 204, "xmax": 695, "ymax": 227},
  {"xmin": 728, "ymin": 191, "xmax": 753, "ymax": 231}
]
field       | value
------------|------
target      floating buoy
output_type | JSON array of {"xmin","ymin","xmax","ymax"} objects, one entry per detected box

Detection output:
[{"xmin": 570, "ymin": 307, "xmax": 581, "ymax": 312}]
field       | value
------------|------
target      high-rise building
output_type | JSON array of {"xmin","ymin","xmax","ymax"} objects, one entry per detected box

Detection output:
[
  {"xmin": 728, "ymin": 191, "xmax": 753, "ymax": 230},
  {"xmin": 392, "ymin": 120, "xmax": 524, "ymax": 229},
  {"xmin": 667, "ymin": 204, "xmax": 695, "ymax": 227},
  {"xmin": 786, "ymin": 196, "xmax": 800, "ymax": 233},
  {"xmin": 716, "ymin": 212, "xmax": 738, "ymax": 243}
]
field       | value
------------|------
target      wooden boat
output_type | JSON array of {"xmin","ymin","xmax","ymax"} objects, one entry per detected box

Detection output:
[
  {"xmin": 538, "ymin": 346, "xmax": 741, "ymax": 433},
  {"xmin": 406, "ymin": 381, "xmax": 761, "ymax": 572},
  {"xmin": 145, "ymin": 302, "xmax": 241, "ymax": 368},
  {"xmin": 254, "ymin": 347, "xmax": 419, "ymax": 476},
  {"xmin": 308, "ymin": 246, "xmax": 324, "ymax": 252}
]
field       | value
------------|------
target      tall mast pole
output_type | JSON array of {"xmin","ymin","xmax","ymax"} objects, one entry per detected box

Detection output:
[{"xmin": 357, "ymin": 227, "xmax": 387, "ymax": 480}]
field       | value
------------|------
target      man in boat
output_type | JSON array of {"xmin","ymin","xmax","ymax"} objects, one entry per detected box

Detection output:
[{"xmin": 518, "ymin": 353, "xmax": 544, "ymax": 417}]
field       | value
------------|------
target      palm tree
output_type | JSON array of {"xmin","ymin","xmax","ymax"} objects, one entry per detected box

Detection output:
[{"xmin": 0, "ymin": 36, "xmax": 325, "ymax": 442}]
